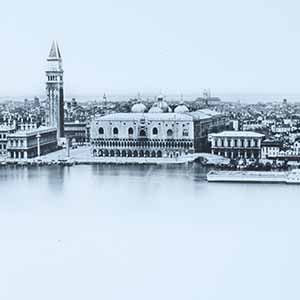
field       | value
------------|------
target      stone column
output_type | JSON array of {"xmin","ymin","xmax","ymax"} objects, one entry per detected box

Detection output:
[
  {"xmin": 211, "ymin": 138, "xmax": 215, "ymax": 148},
  {"xmin": 66, "ymin": 137, "xmax": 70, "ymax": 157},
  {"xmin": 224, "ymin": 138, "xmax": 228, "ymax": 147},
  {"xmin": 36, "ymin": 133, "xmax": 41, "ymax": 157}
]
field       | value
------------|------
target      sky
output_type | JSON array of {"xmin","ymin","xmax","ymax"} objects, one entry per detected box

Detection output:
[{"xmin": 1, "ymin": 0, "xmax": 300, "ymax": 97}]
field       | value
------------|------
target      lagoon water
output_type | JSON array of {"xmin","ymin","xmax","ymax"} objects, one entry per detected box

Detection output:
[{"xmin": 0, "ymin": 164, "xmax": 299, "ymax": 300}]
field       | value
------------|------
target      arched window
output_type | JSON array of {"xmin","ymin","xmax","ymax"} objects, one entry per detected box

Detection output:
[
  {"xmin": 140, "ymin": 129, "xmax": 146, "ymax": 137},
  {"xmin": 167, "ymin": 129, "xmax": 173, "ymax": 137},
  {"xmin": 152, "ymin": 127, "xmax": 158, "ymax": 135},
  {"xmin": 113, "ymin": 127, "xmax": 119, "ymax": 135},
  {"xmin": 128, "ymin": 127, "xmax": 134, "ymax": 135},
  {"xmin": 98, "ymin": 127, "xmax": 104, "ymax": 135}
]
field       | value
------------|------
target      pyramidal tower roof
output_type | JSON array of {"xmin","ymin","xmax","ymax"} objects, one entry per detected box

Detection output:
[{"xmin": 48, "ymin": 40, "xmax": 61, "ymax": 60}]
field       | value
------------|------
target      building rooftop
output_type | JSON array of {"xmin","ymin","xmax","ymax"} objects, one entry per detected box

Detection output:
[
  {"xmin": 0, "ymin": 125, "xmax": 15, "ymax": 131},
  {"xmin": 198, "ymin": 108, "xmax": 222, "ymax": 117},
  {"xmin": 186, "ymin": 111, "xmax": 212, "ymax": 120},
  {"xmin": 261, "ymin": 139, "xmax": 283, "ymax": 147},
  {"xmin": 7, "ymin": 126, "xmax": 57, "ymax": 138},
  {"xmin": 210, "ymin": 131, "xmax": 265, "ymax": 138},
  {"xmin": 95, "ymin": 113, "xmax": 193, "ymax": 122},
  {"xmin": 186, "ymin": 109, "xmax": 222, "ymax": 121}
]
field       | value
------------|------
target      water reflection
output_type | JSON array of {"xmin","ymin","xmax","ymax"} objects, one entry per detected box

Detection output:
[{"xmin": 0, "ymin": 164, "xmax": 299, "ymax": 300}]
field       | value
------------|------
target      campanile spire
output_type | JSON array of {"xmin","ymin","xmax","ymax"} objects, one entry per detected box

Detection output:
[{"xmin": 45, "ymin": 41, "xmax": 64, "ymax": 140}]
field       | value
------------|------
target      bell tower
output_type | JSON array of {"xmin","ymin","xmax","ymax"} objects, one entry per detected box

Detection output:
[{"xmin": 46, "ymin": 40, "xmax": 64, "ymax": 139}]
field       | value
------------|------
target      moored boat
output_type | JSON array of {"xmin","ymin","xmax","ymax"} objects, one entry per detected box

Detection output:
[{"xmin": 207, "ymin": 169, "xmax": 300, "ymax": 184}]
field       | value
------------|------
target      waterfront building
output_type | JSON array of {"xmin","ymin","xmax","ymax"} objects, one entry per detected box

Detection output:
[
  {"xmin": 7, "ymin": 127, "xmax": 57, "ymax": 159},
  {"xmin": 45, "ymin": 41, "xmax": 64, "ymax": 140},
  {"xmin": 90, "ymin": 96, "xmax": 226, "ymax": 158},
  {"xmin": 90, "ymin": 113, "xmax": 194, "ymax": 158},
  {"xmin": 0, "ymin": 125, "xmax": 16, "ymax": 157},
  {"xmin": 209, "ymin": 131, "xmax": 265, "ymax": 159},
  {"xmin": 261, "ymin": 139, "xmax": 283, "ymax": 159}
]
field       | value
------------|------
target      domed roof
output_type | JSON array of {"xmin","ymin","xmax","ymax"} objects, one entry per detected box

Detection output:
[
  {"xmin": 149, "ymin": 103, "xmax": 163, "ymax": 113},
  {"xmin": 131, "ymin": 102, "xmax": 146, "ymax": 113},
  {"xmin": 153, "ymin": 95, "xmax": 170, "ymax": 113},
  {"xmin": 174, "ymin": 102, "xmax": 189, "ymax": 113},
  {"xmin": 157, "ymin": 101, "xmax": 170, "ymax": 112}
]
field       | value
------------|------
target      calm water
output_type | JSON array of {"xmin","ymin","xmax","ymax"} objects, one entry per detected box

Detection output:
[{"xmin": 0, "ymin": 164, "xmax": 299, "ymax": 300}]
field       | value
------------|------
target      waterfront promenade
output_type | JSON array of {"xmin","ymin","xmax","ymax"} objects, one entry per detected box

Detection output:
[{"xmin": 0, "ymin": 146, "xmax": 229, "ymax": 166}]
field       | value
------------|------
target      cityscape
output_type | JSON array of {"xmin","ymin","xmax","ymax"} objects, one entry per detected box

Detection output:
[
  {"xmin": 2, "ymin": 1, "xmax": 300, "ymax": 299},
  {"xmin": 1, "ymin": 41, "xmax": 300, "ymax": 178}
]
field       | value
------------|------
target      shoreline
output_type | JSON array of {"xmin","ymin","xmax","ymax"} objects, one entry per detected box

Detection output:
[{"xmin": 0, "ymin": 148, "xmax": 229, "ymax": 166}]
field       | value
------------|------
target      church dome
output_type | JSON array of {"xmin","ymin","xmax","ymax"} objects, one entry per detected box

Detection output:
[
  {"xmin": 154, "ymin": 94, "xmax": 170, "ymax": 113},
  {"xmin": 131, "ymin": 102, "xmax": 146, "ymax": 113},
  {"xmin": 174, "ymin": 103, "xmax": 189, "ymax": 113},
  {"xmin": 149, "ymin": 103, "xmax": 163, "ymax": 113}
]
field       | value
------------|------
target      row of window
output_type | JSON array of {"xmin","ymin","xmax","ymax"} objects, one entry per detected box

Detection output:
[
  {"xmin": 9, "ymin": 140, "xmax": 24, "ymax": 147},
  {"xmin": 98, "ymin": 127, "xmax": 189, "ymax": 137},
  {"xmin": 92, "ymin": 140, "xmax": 193, "ymax": 149},
  {"xmin": 0, "ymin": 134, "xmax": 7, "ymax": 139},
  {"xmin": 213, "ymin": 139, "xmax": 259, "ymax": 148},
  {"xmin": 212, "ymin": 150, "xmax": 260, "ymax": 159},
  {"xmin": 99, "ymin": 122, "xmax": 191, "ymax": 127},
  {"xmin": 0, "ymin": 144, "xmax": 6, "ymax": 150}
]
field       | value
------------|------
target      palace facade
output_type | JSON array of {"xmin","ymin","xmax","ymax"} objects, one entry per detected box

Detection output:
[
  {"xmin": 90, "ymin": 97, "xmax": 226, "ymax": 158},
  {"xmin": 90, "ymin": 113, "xmax": 194, "ymax": 158},
  {"xmin": 209, "ymin": 131, "xmax": 265, "ymax": 159}
]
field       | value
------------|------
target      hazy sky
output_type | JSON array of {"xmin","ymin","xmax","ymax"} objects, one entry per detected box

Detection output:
[{"xmin": 1, "ymin": 0, "xmax": 300, "ymax": 97}]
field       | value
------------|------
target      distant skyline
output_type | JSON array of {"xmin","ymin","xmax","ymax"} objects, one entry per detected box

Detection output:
[{"xmin": 2, "ymin": 0, "xmax": 300, "ymax": 96}]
